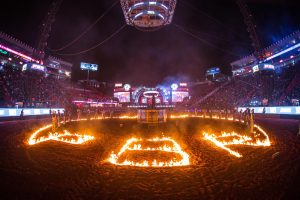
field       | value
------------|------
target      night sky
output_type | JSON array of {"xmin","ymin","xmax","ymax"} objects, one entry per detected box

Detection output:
[{"xmin": 1, "ymin": 0, "xmax": 299, "ymax": 85}]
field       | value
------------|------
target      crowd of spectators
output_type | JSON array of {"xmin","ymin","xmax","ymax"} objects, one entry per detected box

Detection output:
[
  {"xmin": 0, "ymin": 65, "xmax": 69, "ymax": 108},
  {"xmin": 191, "ymin": 77, "xmax": 256, "ymax": 110},
  {"xmin": 190, "ymin": 63, "xmax": 300, "ymax": 110},
  {"xmin": 2, "ymin": 61, "xmax": 300, "ymax": 113},
  {"xmin": 0, "ymin": 65, "xmax": 114, "ymax": 109}
]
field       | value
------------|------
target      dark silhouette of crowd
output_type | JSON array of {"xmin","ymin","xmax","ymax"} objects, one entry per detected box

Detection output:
[
  {"xmin": 190, "ymin": 63, "xmax": 300, "ymax": 111},
  {"xmin": 0, "ymin": 65, "xmax": 115, "ymax": 110},
  {"xmin": 0, "ymin": 65, "xmax": 68, "ymax": 108}
]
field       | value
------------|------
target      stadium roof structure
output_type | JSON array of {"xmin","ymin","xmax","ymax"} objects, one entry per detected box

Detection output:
[
  {"xmin": 231, "ymin": 30, "xmax": 300, "ymax": 76},
  {"xmin": 120, "ymin": 0, "xmax": 177, "ymax": 31}
]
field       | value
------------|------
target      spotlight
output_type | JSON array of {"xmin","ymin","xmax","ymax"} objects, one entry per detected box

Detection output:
[
  {"xmin": 124, "ymin": 84, "xmax": 131, "ymax": 91},
  {"xmin": 171, "ymin": 83, "xmax": 178, "ymax": 90}
]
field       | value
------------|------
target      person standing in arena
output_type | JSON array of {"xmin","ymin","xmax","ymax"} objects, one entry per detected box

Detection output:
[
  {"xmin": 209, "ymin": 109, "xmax": 212, "ymax": 119},
  {"xmin": 249, "ymin": 109, "xmax": 254, "ymax": 133},
  {"xmin": 262, "ymin": 107, "xmax": 266, "ymax": 118},
  {"xmin": 52, "ymin": 111, "xmax": 57, "ymax": 132},
  {"xmin": 20, "ymin": 109, "xmax": 24, "ymax": 120},
  {"xmin": 239, "ymin": 110, "xmax": 243, "ymax": 122},
  {"xmin": 243, "ymin": 109, "xmax": 248, "ymax": 124},
  {"xmin": 57, "ymin": 110, "xmax": 61, "ymax": 127},
  {"xmin": 63, "ymin": 110, "xmax": 66, "ymax": 124},
  {"xmin": 232, "ymin": 109, "xmax": 236, "ymax": 121},
  {"xmin": 298, "ymin": 119, "xmax": 300, "ymax": 137},
  {"xmin": 95, "ymin": 108, "xmax": 99, "ymax": 119},
  {"xmin": 68, "ymin": 109, "xmax": 72, "ymax": 121},
  {"xmin": 87, "ymin": 109, "xmax": 91, "ymax": 120},
  {"xmin": 77, "ymin": 108, "xmax": 81, "ymax": 120},
  {"xmin": 194, "ymin": 108, "xmax": 198, "ymax": 116}
]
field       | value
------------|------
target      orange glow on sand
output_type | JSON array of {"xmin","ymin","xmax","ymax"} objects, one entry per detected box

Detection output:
[
  {"xmin": 108, "ymin": 137, "xmax": 190, "ymax": 167},
  {"xmin": 27, "ymin": 116, "xmax": 138, "ymax": 145},
  {"xmin": 203, "ymin": 124, "xmax": 271, "ymax": 158},
  {"xmin": 28, "ymin": 123, "xmax": 94, "ymax": 145}
]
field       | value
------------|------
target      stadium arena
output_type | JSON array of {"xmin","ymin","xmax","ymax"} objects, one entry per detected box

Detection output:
[{"xmin": 0, "ymin": 0, "xmax": 300, "ymax": 199}]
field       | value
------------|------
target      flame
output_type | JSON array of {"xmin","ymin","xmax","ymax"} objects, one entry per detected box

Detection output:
[
  {"xmin": 170, "ymin": 114, "xmax": 190, "ymax": 119},
  {"xmin": 171, "ymin": 114, "xmax": 240, "ymax": 122},
  {"xmin": 29, "ymin": 130, "xmax": 94, "ymax": 145},
  {"xmin": 203, "ymin": 128, "xmax": 271, "ymax": 158},
  {"xmin": 28, "ymin": 123, "xmax": 94, "ymax": 145},
  {"xmin": 108, "ymin": 137, "xmax": 190, "ymax": 167},
  {"xmin": 27, "ymin": 116, "xmax": 139, "ymax": 146},
  {"xmin": 117, "ymin": 115, "xmax": 138, "ymax": 119},
  {"xmin": 28, "ymin": 115, "xmax": 271, "ymax": 160}
]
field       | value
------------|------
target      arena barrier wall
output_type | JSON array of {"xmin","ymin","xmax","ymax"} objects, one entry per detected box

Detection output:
[
  {"xmin": 0, "ymin": 108, "xmax": 64, "ymax": 118},
  {"xmin": 238, "ymin": 106, "xmax": 300, "ymax": 115}
]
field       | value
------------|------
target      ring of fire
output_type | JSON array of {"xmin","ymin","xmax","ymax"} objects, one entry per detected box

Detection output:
[
  {"xmin": 108, "ymin": 137, "xmax": 190, "ymax": 167},
  {"xmin": 28, "ymin": 124, "xmax": 94, "ymax": 145},
  {"xmin": 27, "ymin": 117, "xmax": 139, "ymax": 146},
  {"xmin": 27, "ymin": 115, "xmax": 271, "ymax": 161},
  {"xmin": 203, "ymin": 125, "xmax": 271, "ymax": 158}
]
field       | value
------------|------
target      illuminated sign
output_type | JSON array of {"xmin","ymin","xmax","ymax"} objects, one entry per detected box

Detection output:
[
  {"xmin": 264, "ymin": 43, "xmax": 300, "ymax": 62},
  {"xmin": 171, "ymin": 83, "xmax": 178, "ymax": 90},
  {"xmin": 0, "ymin": 44, "xmax": 37, "ymax": 62},
  {"xmin": 9, "ymin": 109, "xmax": 17, "ymax": 116},
  {"xmin": 143, "ymin": 91, "xmax": 159, "ymax": 98},
  {"xmin": 80, "ymin": 62, "xmax": 98, "ymax": 71},
  {"xmin": 0, "ymin": 49, "xmax": 8, "ymax": 55},
  {"xmin": 23, "ymin": 63, "xmax": 45, "ymax": 72},
  {"xmin": 262, "ymin": 64, "xmax": 275, "ymax": 70},
  {"xmin": 124, "ymin": 84, "xmax": 131, "ymax": 91},
  {"xmin": 31, "ymin": 64, "xmax": 45, "ymax": 71},
  {"xmin": 65, "ymin": 71, "xmax": 71, "ymax": 77},
  {"xmin": 179, "ymin": 83, "xmax": 187, "ymax": 87},
  {"xmin": 172, "ymin": 91, "xmax": 189, "ymax": 103},
  {"xmin": 206, "ymin": 67, "xmax": 221, "ymax": 75},
  {"xmin": 0, "ymin": 108, "xmax": 64, "ymax": 117},
  {"xmin": 252, "ymin": 65, "xmax": 259, "ymax": 73},
  {"xmin": 22, "ymin": 64, "xmax": 28, "ymax": 71},
  {"xmin": 129, "ymin": 2, "xmax": 169, "ymax": 12},
  {"xmin": 115, "ymin": 83, "xmax": 123, "ymax": 87},
  {"xmin": 114, "ymin": 92, "xmax": 130, "ymax": 103}
]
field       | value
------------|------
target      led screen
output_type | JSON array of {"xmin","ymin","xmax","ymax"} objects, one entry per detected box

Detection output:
[
  {"xmin": 80, "ymin": 62, "xmax": 98, "ymax": 71},
  {"xmin": 238, "ymin": 106, "xmax": 300, "ymax": 115},
  {"xmin": 114, "ymin": 92, "xmax": 130, "ymax": 103},
  {"xmin": 172, "ymin": 91, "xmax": 189, "ymax": 103},
  {"xmin": 0, "ymin": 108, "xmax": 64, "ymax": 117}
]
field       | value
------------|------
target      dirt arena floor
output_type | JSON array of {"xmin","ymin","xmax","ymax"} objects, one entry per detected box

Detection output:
[{"xmin": 0, "ymin": 117, "xmax": 299, "ymax": 200}]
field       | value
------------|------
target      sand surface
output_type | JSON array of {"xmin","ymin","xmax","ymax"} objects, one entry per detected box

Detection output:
[{"xmin": 0, "ymin": 118, "xmax": 299, "ymax": 200}]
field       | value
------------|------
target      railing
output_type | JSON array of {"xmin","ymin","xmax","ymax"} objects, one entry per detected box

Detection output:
[{"xmin": 278, "ymin": 70, "xmax": 300, "ymax": 103}]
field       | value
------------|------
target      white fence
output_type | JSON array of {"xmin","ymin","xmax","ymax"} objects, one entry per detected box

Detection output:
[
  {"xmin": 238, "ymin": 106, "xmax": 300, "ymax": 115},
  {"xmin": 0, "ymin": 108, "xmax": 64, "ymax": 117}
]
